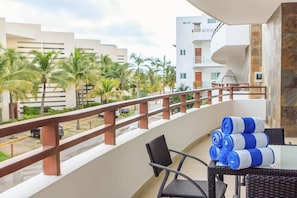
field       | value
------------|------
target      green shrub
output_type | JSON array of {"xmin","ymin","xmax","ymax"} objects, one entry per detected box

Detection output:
[{"xmin": 23, "ymin": 106, "xmax": 40, "ymax": 115}]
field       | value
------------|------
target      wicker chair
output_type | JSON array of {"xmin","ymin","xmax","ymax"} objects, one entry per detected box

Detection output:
[
  {"xmin": 145, "ymin": 134, "xmax": 227, "ymax": 198},
  {"xmin": 246, "ymin": 174, "xmax": 297, "ymax": 198},
  {"xmin": 264, "ymin": 128, "xmax": 285, "ymax": 145},
  {"xmin": 237, "ymin": 128, "xmax": 285, "ymax": 196}
]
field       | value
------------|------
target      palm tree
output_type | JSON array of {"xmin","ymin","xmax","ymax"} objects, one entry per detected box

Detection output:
[
  {"xmin": 165, "ymin": 64, "xmax": 176, "ymax": 92},
  {"xmin": 0, "ymin": 48, "xmax": 37, "ymax": 121},
  {"xmin": 87, "ymin": 78, "xmax": 121, "ymax": 104},
  {"xmin": 144, "ymin": 65, "xmax": 162, "ymax": 95},
  {"xmin": 107, "ymin": 62, "xmax": 132, "ymax": 92},
  {"xmin": 129, "ymin": 53, "xmax": 149, "ymax": 98},
  {"xmin": 152, "ymin": 55, "xmax": 172, "ymax": 94},
  {"xmin": 60, "ymin": 48, "xmax": 100, "ymax": 130},
  {"xmin": 30, "ymin": 50, "xmax": 69, "ymax": 116},
  {"xmin": 61, "ymin": 48, "xmax": 100, "ymax": 108},
  {"xmin": 99, "ymin": 54, "xmax": 114, "ymax": 78}
]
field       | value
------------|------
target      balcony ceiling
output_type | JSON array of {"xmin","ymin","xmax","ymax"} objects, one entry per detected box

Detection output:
[
  {"xmin": 212, "ymin": 45, "xmax": 248, "ymax": 64},
  {"xmin": 187, "ymin": 0, "xmax": 297, "ymax": 24}
]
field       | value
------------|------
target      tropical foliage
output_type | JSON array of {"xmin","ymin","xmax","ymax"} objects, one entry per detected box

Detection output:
[
  {"xmin": 0, "ymin": 48, "xmax": 37, "ymax": 121},
  {"xmin": 0, "ymin": 48, "xmax": 176, "ymax": 122}
]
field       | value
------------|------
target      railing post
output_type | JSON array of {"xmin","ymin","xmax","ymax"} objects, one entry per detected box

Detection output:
[
  {"xmin": 229, "ymin": 87, "xmax": 234, "ymax": 100},
  {"xmin": 207, "ymin": 90, "xmax": 212, "ymax": 105},
  {"xmin": 42, "ymin": 122, "xmax": 61, "ymax": 176},
  {"xmin": 140, "ymin": 102, "xmax": 148, "ymax": 129},
  {"xmin": 163, "ymin": 97, "xmax": 170, "ymax": 119},
  {"xmin": 194, "ymin": 92, "xmax": 200, "ymax": 108},
  {"xmin": 104, "ymin": 110, "xmax": 116, "ymax": 145},
  {"xmin": 219, "ymin": 89, "xmax": 223, "ymax": 102},
  {"xmin": 180, "ymin": 94, "xmax": 186, "ymax": 113}
]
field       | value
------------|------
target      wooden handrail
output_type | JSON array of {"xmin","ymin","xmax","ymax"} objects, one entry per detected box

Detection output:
[{"xmin": 0, "ymin": 86, "xmax": 267, "ymax": 178}]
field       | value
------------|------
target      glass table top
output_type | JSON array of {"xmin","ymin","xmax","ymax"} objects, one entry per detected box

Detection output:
[{"xmin": 268, "ymin": 145, "xmax": 297, "ymax": 170}]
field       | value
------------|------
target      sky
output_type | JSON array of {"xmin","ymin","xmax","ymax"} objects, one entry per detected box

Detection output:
[{"xmin": 0, "ymin": 0, "xmax": 202, "ymax": 65}]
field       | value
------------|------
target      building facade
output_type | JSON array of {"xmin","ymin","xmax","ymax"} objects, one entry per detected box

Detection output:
[
  {"xmin": 175, "ymin": 15, "xmax": 224, "ymax": 89},
  {"xmin": 0, "ymin": 18, "xmax": 127, "ymax": 122},
  {"xmin": 187, "ymin": 0, "xmax": 297, "ymax": 137}
]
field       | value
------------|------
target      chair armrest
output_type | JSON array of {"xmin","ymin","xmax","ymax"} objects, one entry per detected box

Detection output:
[
  {"xmin": 169, "ymin": 148, "xmax": 208, "ymax": 166},
  {"xmin": 170, "ymin": 149, "xmax": 223, "ymax": 182},
  {"xmin": 149, "ymin": 162, "xmax": 208, "ymax": 197}
]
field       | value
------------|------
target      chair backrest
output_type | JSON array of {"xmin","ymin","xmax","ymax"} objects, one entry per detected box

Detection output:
[
  {"xmin": 145, "ymin": 135, "xmax": 173, "ymax": 177},
  {"xmin": 264, "ymin": 128, "xmax": 285, "ymax": 145},
  {"xmin": 246, "ymin": 174, "xmax": 297, "ymax": 198}
]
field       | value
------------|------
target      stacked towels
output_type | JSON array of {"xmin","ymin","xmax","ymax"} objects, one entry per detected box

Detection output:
[{"xmin": 209, "ymin": 116, "xmax": 275, "ymax": 170}]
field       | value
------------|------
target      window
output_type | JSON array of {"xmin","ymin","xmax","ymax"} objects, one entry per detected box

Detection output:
[
  {"xmin": 195, "ymin": 48, "xmax": 202, "ymax": 63},
  {"xmin": 208, "ymin": 18, "xmax": 218, "ymax": 23},
  {"xmin": 180, "ymin": 73, "xmax": 187, "ymax": 79},
  {"xmin": 254, "ymin": 72, "xmax": 262, "ymax": 82},
  {"xmin": 180, "ymin": 49, "xmax": 186, "ymax": 56},
  {"xmin": 211, "ymin": 72, "xmax": 220, "ymax": 80},
  {"xmin": 193, "ymin": 23, "xmax": 201, "ymax": 32}
]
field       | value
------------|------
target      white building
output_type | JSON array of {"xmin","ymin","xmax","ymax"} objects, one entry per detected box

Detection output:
[
  {"xmin": 0, "ymin": 18, "xmax": 127, "ymax": 122},
  {"xmin": 211, "ymin": 24, "xmax": 250, "ymax": 84},
  {"xmin": 175, "ymin": 15, "xmax": 224, "ymax": 89}
]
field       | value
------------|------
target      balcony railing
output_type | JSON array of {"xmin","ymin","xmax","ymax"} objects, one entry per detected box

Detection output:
[{"xmin": 0, "ymin": 86, "xmax": 266, "ymax": 180}]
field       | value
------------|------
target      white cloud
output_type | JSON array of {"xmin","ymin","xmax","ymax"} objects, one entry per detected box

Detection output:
[{"xmin": 0, "ymin": 0, "xmax": 201, "ymax": 64}]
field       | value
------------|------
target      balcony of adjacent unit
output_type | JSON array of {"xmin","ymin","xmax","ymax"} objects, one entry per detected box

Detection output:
[
  {"xmin": 210, "ymin": 24, "xmax": 250, "ymax": 64},
  {"xmin": 193, "ymin": 55, "xmax": 214, "ymax": 67},
  {"xmin": 192, "ymin": 27, "xmax": 214, "ymax": 41}
]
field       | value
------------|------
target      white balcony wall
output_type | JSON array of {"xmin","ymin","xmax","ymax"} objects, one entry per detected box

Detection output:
[
  {"xmin": 0, "ymin": 91, "xmax": 10, "ymax": 121},
  {"xmin": 0, "ymin": 18, "xmax": 7, "ymax": 47},
  {"xmin": 1, "ymin": 99, "xmax": 266, "ymax": 198},
  {"xmin": 192, "ymin": 31, "xmax": 212, "ymax": 41},
  {"xmin": 210, "ymin": 24, "xmax": 250, "ymax": 64}
]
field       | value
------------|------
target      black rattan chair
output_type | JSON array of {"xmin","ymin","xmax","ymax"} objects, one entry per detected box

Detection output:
[
  {"xmin": 145, "ymin": 135, "xmax": 227, "ymax": 198},
  {"xmin": 264, "ymin": 128, "xmax": 285, "ymax": 145},
  {"xmin": 246, "ymin": 174, "xmax": 297, "ymax": 198},
  {"xmin": 235, "ymin": 128, "xmax": 285, "ymax": 197}
]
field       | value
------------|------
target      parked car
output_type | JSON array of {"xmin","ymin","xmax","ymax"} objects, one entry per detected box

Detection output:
[
  {"xmin": 119, "ymin": 107, "xmax": 130, "ymax": 114},
  {"xmin": 98, "ymin": 109, "xmax": 120, "ymax": 118},
  {"xmin": 30, "ymin": 124, "xmax": 64, "ymax": 139}
]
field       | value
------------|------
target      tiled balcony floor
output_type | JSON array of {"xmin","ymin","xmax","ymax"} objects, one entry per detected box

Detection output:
[{"xmin": 135, "ymin": 135, "xmax": 297, "ymax": 198}]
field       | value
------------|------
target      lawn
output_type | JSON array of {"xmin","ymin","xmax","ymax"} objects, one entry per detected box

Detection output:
[{"xmin": 0, "ymin": 151, "xmax": 10, "ymax": 162}]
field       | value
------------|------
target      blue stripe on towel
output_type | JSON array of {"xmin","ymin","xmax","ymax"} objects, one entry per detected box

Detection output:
[
  {"xmin": 248, "ymin": 148, "xmax": 263, "ymax": 167},
  {"xmin": 242, "ymin": 133, "xmax": 256, "ymax": 149},
  {"xmin": 242, "ymin": 117, "xmax": 255, "ymax": 133}
]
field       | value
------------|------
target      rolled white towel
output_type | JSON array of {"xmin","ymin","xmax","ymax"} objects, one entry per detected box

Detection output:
[
  {"xmin": 228, "ymin": 147, "xmax": 275, "ymax": 170},
  {"xmin": 221, "ymin": 116, "xmax": 265, "ymax": 134},
  {"xmin": 222, "ymin": 132, "xmax": 269, "ymax": 151}
]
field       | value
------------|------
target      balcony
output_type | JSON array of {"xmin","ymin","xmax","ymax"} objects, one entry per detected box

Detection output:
[
  {"xmin": 210, "ymin": 24, "xmax": 250, "ymax": 64},
  {"xmin": 0, "ymin": 86, "xmax": 267, "ymax": 197},
  {"xmin": 192, "ymin": 28, "xmax": 214, "ymax": 41},
  {"xmin": 186, "ymin": 0, "xmax": 285, "ymax": 25}
]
